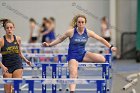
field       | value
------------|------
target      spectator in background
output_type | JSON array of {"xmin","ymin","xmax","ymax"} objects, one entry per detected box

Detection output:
[
  {"xmin": 40, "ymin": 17, "xmax": 48, "ymax": 43},
  {"xmin": 47, "ymin": 17, "xmax": 56, "ymax": 42},
  {"xmin": 40, "ymin": 17, "xmax": 57, "ymax": 62},
  {"xmin": 101, "ymin": 16, "xmax": 111, "ymax": 43},
  {"xmin": 41, "ymin": 17, "xmax": 56, "ymax": 43},
  {"xmin": 28, "ymin": 18, "xmax": 40, "ymax": 43}
]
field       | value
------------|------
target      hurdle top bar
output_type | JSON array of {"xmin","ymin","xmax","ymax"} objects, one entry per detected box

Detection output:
[
  {"xmin": 41, "ymin": 62, "xmax": 109, "ymax": 67},
  {"xmin": 0, "ymin": 78, "xmax": 105, "ymax": 84},
  {"xmin": 0, "ymin": 53, "xmax": 111, "ymax": 57}
]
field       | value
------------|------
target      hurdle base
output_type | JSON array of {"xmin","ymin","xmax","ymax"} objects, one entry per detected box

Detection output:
[
  {"xmin": 58, "ymin": 88, "xmax": 69, "ymax": 91},
  {"xmin": 58, "ymin": 88, "xmax": 62, "ymax": 91},
  {"xmin": 32, "ymin": 76, "xmax": 39, "ymax": 78},
  {"xmin": 0, "ymin": 88, "xmax": 97, "ymax": 92}
]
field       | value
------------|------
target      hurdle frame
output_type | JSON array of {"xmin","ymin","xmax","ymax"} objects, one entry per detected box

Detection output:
[{"xmin": 42, "ymin": 62, "xmax": 110, "ymax": 93}]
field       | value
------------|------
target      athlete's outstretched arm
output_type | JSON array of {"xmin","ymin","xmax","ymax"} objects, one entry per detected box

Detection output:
[
  {"xmin": 42, "ymin": 29, "xmax": 71, "ymax": 47},
  {"xmin": 17, "ymin": 36, "xmax": 32, "ymax": 66},
  {"xmin": 87, "ymin": 29, "xmax": 117, "ymax": 52}
]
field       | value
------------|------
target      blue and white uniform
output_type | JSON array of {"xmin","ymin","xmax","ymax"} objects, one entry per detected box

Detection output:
[{"xmin": 67, "ymin": 27, "xmax": 89, "ymax": 62}]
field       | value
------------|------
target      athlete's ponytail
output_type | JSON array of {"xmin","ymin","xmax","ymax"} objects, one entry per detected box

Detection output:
[{"xmin": 0, "ymin": 19, "xmax": 14, "ymax": 29}]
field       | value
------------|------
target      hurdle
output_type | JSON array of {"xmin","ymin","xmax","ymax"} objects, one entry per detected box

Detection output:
[
  {"xmin": 123, "ymin": 78, "xmax": 138, "ymax": 90},
  {"xmin": 0, "ymin": 53, "xmax": 112, "ymax": 92},
  {"xmin": 21, "ymin": 42, "xmax": 108, "ymax": 54},
  {"xmin": 122, "ymin": 73, "xmax": 140, "ymax": 92},
  {"xmin": 126, "ymin": 73, "xmax": 140, "ymax": 82},
  {"xmin": 131, "ymin": 88, "xmax": 137, "ymax": 93},
  {"xmin": 21, "ymin": 42, "xmax": 69, "ymax": 47},
  {"xmin": 0, "ymin": 78, "xmax": 106, "ymax": 93},
  {"xmin": 23, "ymin": 53, "xmax": 112, "ymax": 92},
  {"xmin": 122, "ymin": 72, "xmax": 140, "ymax": 92},
  {"xmin": 23, "ymin": 53, "xmax": 111, "ymax": 92},
  {"xmin": 0, "ymin": 78, "xmax": 23, "ymax": 93},
  {"xmin": 41, "ymin": 62, "xmax": 110, "ymax": 93},
  {"xmin": 0, "ymin": 62, "xmax": 109, "ymax": 93},
  {"xmin": 21, "ymin": 47, "xmax": 106, "ymax": 54},
  {"xmin": 0, "ymin": 46, "xmax": 112, "ymax": 92},
  {"xmin": 21, "ymin": 47, "xmax": 68, "ymax": 54}
]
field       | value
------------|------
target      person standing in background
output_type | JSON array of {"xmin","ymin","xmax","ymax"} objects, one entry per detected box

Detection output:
[
  {"xmin": 101, "ymin": 16, "xmax": 111, "ymax": 43},
  {"xmin": 28, "ymin": 18, "xmax": 40, "ymax": 43},
  {"xmin": 40, "ymin": 17, "xmax": 48, "ymax": 43},
  {"xmin": 41, "ymin": 17, "xmax": 56, "ymax": 43}
]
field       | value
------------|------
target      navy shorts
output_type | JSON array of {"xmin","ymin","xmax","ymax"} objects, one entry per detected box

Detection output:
[
  {"xmin": 6, "ymin": 64, "xmax": 23, "ymax": 73},
  {"xmin": 67, "ymin": 51, "xmax": 86, "ymax": 62}
]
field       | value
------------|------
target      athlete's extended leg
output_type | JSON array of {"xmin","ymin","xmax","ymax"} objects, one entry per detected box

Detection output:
[
  {"xmin": 12, "ymin": 69, "xmax": 23, "ymax": 78},
  {"xmin": 68, "ymin": 59, "xmax": 78, "ymax": 92},
  {"xmin": 3, "ymin": 72, "xmax": 12, "ymax": 93},
  {"xmin": 83, "ymin": 51, "xmax": 106, "ymax": 62}
]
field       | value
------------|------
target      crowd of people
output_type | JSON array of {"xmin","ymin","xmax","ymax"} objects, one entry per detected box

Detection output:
[{"xmin": 28, "ymin": 17, "xmax": 56, "ymax": 44}]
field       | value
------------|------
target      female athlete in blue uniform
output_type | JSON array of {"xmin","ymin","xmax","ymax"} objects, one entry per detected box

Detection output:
[
  {"xmin": 42, "ymin": 14, "xmax": 117, "ymax": 93},
  {"xmin": 0, "ymin": 19, "xmax": 32, "ymax": 93}
]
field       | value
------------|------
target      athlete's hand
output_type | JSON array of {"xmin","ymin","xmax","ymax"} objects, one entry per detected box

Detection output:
[
  {"xmin": 111, "ymin": 47, "xmax": 117, "ymax": 52},
  {"xmin": 26, "ymin": 60, "xmax": 32, "ymax": 67},
  {"xmin": 1, "ymin": 65, "xmax": 8, "ymax": 74},
  {"xmin": 42, "ymin": 42, "xmax": 50, "ymax": 47}
]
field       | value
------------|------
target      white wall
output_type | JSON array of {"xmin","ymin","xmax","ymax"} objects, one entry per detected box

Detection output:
[
  {"xmin": 0, "ymin": 0, "xmax": 137, "ymax": 50},
  {"xmin": 0, "ymin": 0, "xmax": 109, "ymax": 43},
  {"xmin": 116, "ymin": 0, "xmax": 137, "ymax": 56}
]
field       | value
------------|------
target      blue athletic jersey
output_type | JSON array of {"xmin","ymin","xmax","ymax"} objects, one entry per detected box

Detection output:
[
  {"xmin": 1, "ymin": 35, "xmax": 22, "ymax": 67},
  {"xmin": 67, "ymin": 27, "xmax": 89, "ymax": 62},
  {"xmin": 42, "ymin": 29, "xmax": 55, "ymax": 42},
  {"xmin": 48, "ymin": 29, "xmax": 55, "ymax": 40}
]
